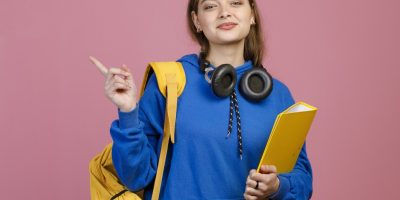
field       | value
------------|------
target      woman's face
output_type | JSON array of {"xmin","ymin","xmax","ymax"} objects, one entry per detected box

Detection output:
[{"xmin": 192, "ymin": 0, "xmax": 254, "ymax": 46}]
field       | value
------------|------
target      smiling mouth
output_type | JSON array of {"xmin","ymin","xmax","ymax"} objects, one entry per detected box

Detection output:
[{"xmin": 217, "ymin": 22, "xmax": 237, "ymax": 30}]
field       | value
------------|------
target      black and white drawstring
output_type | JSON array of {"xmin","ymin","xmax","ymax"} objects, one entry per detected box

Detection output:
[
  {"xmin": 226, "ymin": 90, "xmax": 243, "ymax": 160},
  {"xmin": 199, "ymin": 52, "xmax": 244, "ymax": 160}
]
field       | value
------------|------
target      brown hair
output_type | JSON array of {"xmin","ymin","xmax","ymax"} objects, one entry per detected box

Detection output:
[{"xmin": 187, "ymin": 0, "xmax": 265, "ymax": 68}]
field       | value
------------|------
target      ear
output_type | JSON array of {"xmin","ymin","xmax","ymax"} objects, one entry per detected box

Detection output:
[
  {"xmin": 250, "ymin": 5, "xmax": 255, "ymax": 25},
  {"xmin": 250, "ymin": 17, "xmax": 255, "ymax": 25},
  {"xmin": 191, "ymin": 11, "xmax": 202, "ymax": 30}
]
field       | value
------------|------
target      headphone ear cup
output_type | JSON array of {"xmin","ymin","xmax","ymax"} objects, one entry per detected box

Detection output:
[
  {"xmin": 211, "ymin": 64, "xmax": 237, "ymax": 97},
  {"xmin": 239, "ymin": 68, "xmax": 273, "ymax": 102}
]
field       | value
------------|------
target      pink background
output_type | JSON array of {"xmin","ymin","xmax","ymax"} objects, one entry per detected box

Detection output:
[{"xmin": 1, "ymin": 0, "xmax": 399, "ymax": 199}]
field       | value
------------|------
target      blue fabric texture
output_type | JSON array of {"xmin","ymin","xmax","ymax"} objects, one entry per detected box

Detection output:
[{"xmin": 110, "ymin": 54, "xmax": 313, "ymax": 200}]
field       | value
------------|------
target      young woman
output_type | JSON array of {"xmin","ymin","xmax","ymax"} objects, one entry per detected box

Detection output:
[{"xmin": 91, "ymin": 0, "xmax": 312, "ymax": 199}]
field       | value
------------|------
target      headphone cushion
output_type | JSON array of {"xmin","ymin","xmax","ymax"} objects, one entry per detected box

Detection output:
[
  {"xmin": 211, "ymin": 64, "xmax": 237, "ymax": 97},
  {"xmin": 239, "ymin": 68, "xmax": 273, "ymax": 102}
]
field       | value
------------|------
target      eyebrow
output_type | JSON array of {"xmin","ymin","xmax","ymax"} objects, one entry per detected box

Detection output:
[{"xmin": 200, "ymin": 0, "xmax": 217, "ymax": 4}]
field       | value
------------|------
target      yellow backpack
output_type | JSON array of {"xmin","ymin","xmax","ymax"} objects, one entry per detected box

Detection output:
[{"xmin": 89, "ymin": 62, "xmax": 186, "ymax": 200}]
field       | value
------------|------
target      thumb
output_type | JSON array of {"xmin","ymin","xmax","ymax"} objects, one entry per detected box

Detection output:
[
  {"xmin": 121, "ymin": 64, "xmax": 129, "ymax": 72},
  {"xmin": 121, "ymin": 64, "xmax": 134, "ymax": 82},
  {"xmin": 260, "ymin": 165, "xmax": 277, "ymax": 174}
]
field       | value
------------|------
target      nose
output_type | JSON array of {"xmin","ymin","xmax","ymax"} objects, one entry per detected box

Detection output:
[
  {"xmin": 219, "ymin": 12, "xmax": 231, "ymax": 19},
  {"xmin": 219, "ymin": 5, "xmax": 231, "ymax": 19}
]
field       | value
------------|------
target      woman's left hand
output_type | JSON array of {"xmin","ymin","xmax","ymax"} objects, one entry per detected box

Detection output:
[{"xmin": 243, "ymin": 165, "xmax": 280, "ymax": 200}]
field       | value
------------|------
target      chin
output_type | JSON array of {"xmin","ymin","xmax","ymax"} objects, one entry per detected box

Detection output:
[
  {"xmin": 213, "ymin": 31, "xmax": 248, "ymax": 44},
  {"xmin": 214, "ymin": 36, "xmax": 246, "ymax": 45}
]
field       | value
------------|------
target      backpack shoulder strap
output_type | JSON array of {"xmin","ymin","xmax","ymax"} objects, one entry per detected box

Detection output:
[
  {"xmin": 140, "ymin": 62, "xmax": 186, "ymax": 200},
  {"xmin": 140, "ymin": 62, "xmax": 186, "ymax": 98}
]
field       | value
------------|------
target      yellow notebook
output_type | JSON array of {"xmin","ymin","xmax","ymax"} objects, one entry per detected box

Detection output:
[{"xmin": 257, "ymin": 101, "xmax": 317, "ymax": 173}]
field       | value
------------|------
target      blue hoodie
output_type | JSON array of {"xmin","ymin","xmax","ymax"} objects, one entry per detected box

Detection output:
[{"xmin": 110, "ymin": 54, "xmax": 313, "ymax": 200}]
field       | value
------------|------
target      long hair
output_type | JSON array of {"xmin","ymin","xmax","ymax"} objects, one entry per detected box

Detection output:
[{"xmin": 187, "ymin": 0, "xmax": 265, "ymax": 68}]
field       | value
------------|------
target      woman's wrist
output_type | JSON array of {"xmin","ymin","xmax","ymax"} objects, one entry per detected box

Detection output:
[
  {"xmin": 119, "ymin": 102, "xmax": 137, "ymax": 113},
  {"xmin": 118, "ymin": 103, "xmax": 139, "ymax": 129}
]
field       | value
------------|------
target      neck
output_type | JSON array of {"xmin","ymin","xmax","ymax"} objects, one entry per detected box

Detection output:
[{"xmin": 206, "ymin": 40, "xmax": 245, "ymax": 68}]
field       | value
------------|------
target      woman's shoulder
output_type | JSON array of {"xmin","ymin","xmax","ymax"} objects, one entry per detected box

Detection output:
[
  {"xmin": 177, "ymin": 53, "xmax": 198, "ymax": 63},
  {"xmin": 176, "ymin": 53, "xmax": 200, "ymax": 71},
  {"xmin": 272, "ymin": 77, "xmax": 291, "ymax": 94},
  {"xmin": 271, "ymin": 76, "xmax": 295, "ymax": 108}
]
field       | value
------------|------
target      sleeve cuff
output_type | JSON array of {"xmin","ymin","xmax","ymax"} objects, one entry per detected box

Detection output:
[
  {"xmin": 117, "ymin": 104, "xmax": 139, "ymax": 129},
  {"xmin": 268, "ymin": 175, "xmax": 290, "ymax": 200}
]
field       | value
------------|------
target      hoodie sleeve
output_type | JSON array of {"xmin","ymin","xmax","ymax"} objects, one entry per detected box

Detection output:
[
  {"xmin": 110, "ymin": 74, "xmax": 165, "ymax": 192},
  {"xmin": 268, "ymin": 81, "xmax": 313, "ymax": 200}
]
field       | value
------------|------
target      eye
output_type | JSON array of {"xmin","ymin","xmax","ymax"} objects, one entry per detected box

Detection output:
[
  {"xmin": 204, "ymin": 4, "xmax": 216, "ymax": 10},
  {"xmin": 231, "ymin": 1, "xmax": 243, "ymax": 6}
]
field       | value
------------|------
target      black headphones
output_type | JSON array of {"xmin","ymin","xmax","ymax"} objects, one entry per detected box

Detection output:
[{"xmin": 200, "ymin": 56, "xmax": 274, "ymax": 102}]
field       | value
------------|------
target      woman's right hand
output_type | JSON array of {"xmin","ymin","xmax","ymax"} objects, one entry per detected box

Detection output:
[{"xmin": 89, "ymin": 56, "xmax": 137, "ymax": 112}]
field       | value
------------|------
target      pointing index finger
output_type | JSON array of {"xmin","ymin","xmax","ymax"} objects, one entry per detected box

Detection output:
[{"xmin": 89, "ymin": 56, "xmax": 108, "ymax": 77}]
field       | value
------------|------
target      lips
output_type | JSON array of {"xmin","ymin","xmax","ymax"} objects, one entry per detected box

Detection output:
[{"xmin": 217, "ymin": 22, "xmax": 238, "ymax": 30}]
